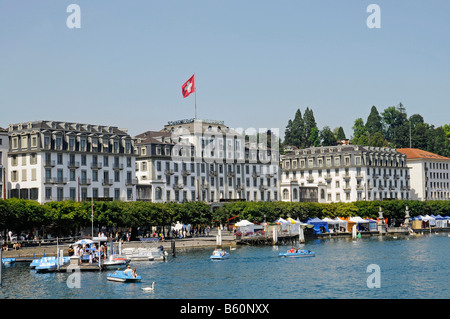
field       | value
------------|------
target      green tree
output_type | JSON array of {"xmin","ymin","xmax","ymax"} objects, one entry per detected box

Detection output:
[
  {"xmin": 320, "ymin": 126, "xmax": 337, "ymax": 146},
  {"xmin": 365, "ymin": 105, "xmax": 383, "ymax": 135},
  {"xmin": 303, "ymin": 107, "xmax": 318, "ymax": 148},
  {"xmin": 351, "ymin": 118, "xmax": 367, "ymax": 144},
  {"xmin": 290, "ymin": 109, "xmax": 304, "ymax": 148},
  {"xmin": 309, "ymin": 127, "xmax": 321, "ymax": 147},
  {"xmin": 336, "ymin": 126, "xmax": 346, "ymax": 140}
]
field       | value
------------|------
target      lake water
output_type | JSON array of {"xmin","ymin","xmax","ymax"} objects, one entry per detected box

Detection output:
[{"xmin": 1, "ymin": 233, "xmax": 449, "ymax": 299}]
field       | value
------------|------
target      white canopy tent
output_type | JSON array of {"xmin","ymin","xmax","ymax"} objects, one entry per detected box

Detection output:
[
  {"xmin": 275, "ymin": 218, "xmax": 290, "ymax": 233},
  {"xmin": 235, "ymin": 220, "xmax": 255, "ymax": 236}
]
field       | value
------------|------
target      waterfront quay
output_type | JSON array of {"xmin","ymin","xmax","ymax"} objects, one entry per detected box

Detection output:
[{"xmin": 4, "ymin": 226, "xmax": 448, "ymax": 265}]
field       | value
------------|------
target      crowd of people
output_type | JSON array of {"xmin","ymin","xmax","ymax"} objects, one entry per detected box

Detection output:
[{"xmin": 69, "ymin": 242, "xmax": 108, "ymax": 264}]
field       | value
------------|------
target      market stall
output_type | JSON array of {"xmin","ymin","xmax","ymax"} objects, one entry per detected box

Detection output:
[
  {"xmin": 306, "ymin": 217, "xmax": 329, "ymax": 234},
  {"xmin": 234, "ymin": 220, "xmax": 255, "ymax": 237}
]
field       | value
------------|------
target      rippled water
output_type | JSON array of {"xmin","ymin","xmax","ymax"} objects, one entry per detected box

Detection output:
[{"xmin": 1, "ymin": 233, "xmax": 449, "ymax": 299}]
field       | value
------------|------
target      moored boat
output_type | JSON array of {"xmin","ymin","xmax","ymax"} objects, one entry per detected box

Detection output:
[
  {"xmin": 2, "ymin": 258, "xmax": 16, "ymax": 265},
  {"xmin": 103, "ymin": 254, "xmax": 131, "ymax": 269}
]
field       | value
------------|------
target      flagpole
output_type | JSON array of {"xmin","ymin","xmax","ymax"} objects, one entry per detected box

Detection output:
[{"xmin": 195, "ymin": 89, "xmax": 197, "ymax": 120}]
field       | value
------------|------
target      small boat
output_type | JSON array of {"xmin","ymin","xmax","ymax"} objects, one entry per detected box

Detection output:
[
  {"xmin": 2, "ymin": 258, "xmax": 16, "ymax": 265},
  {"xmin": 107, "ymin": 271, "xmax": 142, "ymax": 283},
  {"xmin": 210, "ymin": 249, "xmax": 230, "ymax": 260},
  {"xmin": 30, "ymin": 256, "xmax": 56, "ymax": 269},
  {"xmin": 103, "ymin": 254, "xmax": 131, "ymax": 269},
  {"xmin": 35, "ymin": 261, "xmax": 58, "ymax": 272},
  {"xmin": 279, "ymin": 250, "xmax": 316, "ymax": 258},
  {"xmin": 33, "ymin": 257, "xmax": 70, "ymax": 272}
]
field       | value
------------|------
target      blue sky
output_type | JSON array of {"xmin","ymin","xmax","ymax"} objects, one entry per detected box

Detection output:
[{"xmin": 1, "ymin": 1, "xmax": 449, "ymax": 140}]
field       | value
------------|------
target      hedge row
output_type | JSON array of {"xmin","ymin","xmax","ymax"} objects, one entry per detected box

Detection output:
[{"xmin": 1, "ymin": 198, "xmax": 449, "ymax": 237}]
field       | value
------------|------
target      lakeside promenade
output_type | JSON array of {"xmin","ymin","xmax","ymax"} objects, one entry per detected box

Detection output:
[
  {"xmin": 3, "ymin": 227, "xmax": 449, "ymax": 261},
  {"xmin": 1, "ymin": 230, "xmax": 237, "ymax": 260}
]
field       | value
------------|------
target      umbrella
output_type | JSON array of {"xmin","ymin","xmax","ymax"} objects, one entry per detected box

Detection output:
[{"xmin": 73, "ymin": 239, "xmax": 94, "ymax": 246}]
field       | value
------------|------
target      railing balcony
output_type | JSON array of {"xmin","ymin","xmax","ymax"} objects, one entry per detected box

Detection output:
[
  {"xmin": 112, "ymin": 163, "xmax": 123, "ymax": 170},
  {"xmin": 44, "ymin": 160, "xmax": 55, "ymax": 167},
  {"xmin": 126, "ymin": 179, "xmax": 137, "ymax": 186},
  {"xmin": 181, "ymin": 170, "xmax": 191, "ymax": 176},
  {"xmin": 102, "ymin": 179, "xmax": 113, "ymax": 186},
  {"xmin": 173, "ymin": 183, "xmax": 184, "ymax": 190},
  {"xmin": 79, "ymin": 178, "xmax": 91, "ymax": 185},
  {"xmin": 91, "ymin": 162, "xmax": 103, "ymax": 169},
  {"xmin": 52, "ymin": 177, "xmax": 68, "ymax": 184},
  {"xmin": 200, "ymin": 183, "xmax": 210, "ymax": 189},
  {"xmin": 164, "ymin": 169, "xmax": 174, "ymax": 175},
  {"xmin": 67, "ymin": 161, "xmax": 80, "ymax": 169}
]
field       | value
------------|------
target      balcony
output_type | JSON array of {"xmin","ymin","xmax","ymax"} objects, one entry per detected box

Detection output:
[
  {"xmin": 79, "ymin": 178, "xmax": 91, "ymax": 185},
  {"xmin": 52, "ymin": 177, "xmax": 68, "ymax": 184},
  {"xmin": 102, "ymin": 179, "xmax": 113, "ymax": 186},
  {"xmin": 325, "ymin": 174, "xmax": 332, "ymax": 181},
  {"xmin": 91, "ymin": 162, "xmax": 103, "ymax": 169},
  {"xmin": 173, "ymin": 183, "xmax": 184, "ymax": 190},
  {"xmin": 112, "ymin": 163, "xmax": 123, "ymax": 170},
  {"xmin": 181, "ymin": 170, "xmax": 191, "ymax": 176},
  {"xmin": 164, "ymin": 169, "xmax": 174, "ymax": 175},
  {"xmin": 252, "ymin": 172, "xmax": 260, "ymax": 178},
  {"xmin": 200, "ymin": 182, "xmax": 210, "ymax": 189},
  {"xmin": 259, "ymin": 185, "xmax": 268, "ymax": 191},
  {"xmin": 210, "ymin": 170, "xmax": 218, "ymax": 176},
  {"xmin": 306, "ymin": 175, "xmax": 314, "ymax": 183},
  {"xmin": 44, "ymin": 160, "xmax": 55, "ymax": 168},
  {"xmin": 125, "ymin": 179, "xmax": 137, "ymax": 186},
  {"xmin": 67, "ymin": 161, "xmax": 80, "ymax": 169},
  {"xmin": 343, "ymin": 174, "xmax": 351, "ymax": 180}
]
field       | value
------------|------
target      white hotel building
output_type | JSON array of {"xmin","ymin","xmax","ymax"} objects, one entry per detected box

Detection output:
[
  {"xmin": 135, "ymin": 119, "xmax": 280, "ymax": 203},
  {"xmin": 397, "ymin": 148, "xmax": 450, "ymax": 201},
  {"xmin": 7, "ymin": 120, "xmax": 136, "ymax": 203},
  {"xmin": 280, "ymin": 145, "xmax": 411, "ymax": 203},
  {"xmin": 0, "ymin": 127, "xmax": 8, "ymax": 200}
]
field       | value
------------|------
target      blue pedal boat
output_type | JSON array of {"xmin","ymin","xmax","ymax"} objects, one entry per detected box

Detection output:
[
  {"xmin": 279, "ymin": 250, "xmax": 316, "ymax": 258},
  {"xmin": 107, "ymin": 271, "xmax": 142, "ymax": 283},
  {"xmin": 210, "ymin": 249, "xmax": 230, "ymax": 260},
  {"xmin": 2, "ymin": 258, "xmax": 16, "ymax": 265}
]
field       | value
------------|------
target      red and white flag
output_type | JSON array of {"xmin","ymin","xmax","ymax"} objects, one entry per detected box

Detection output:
[{"xmin": 181, "ymin": 74, "xmax": 195, "ymax": 98}]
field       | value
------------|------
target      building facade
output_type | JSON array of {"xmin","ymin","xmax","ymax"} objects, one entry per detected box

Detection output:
[
  {"xmin": 135, "ymin": 119, "xmax": 280, "ymax": 203},
  {"xmin": 280, "ymin": 145, "xmax": 411, "ymax": 203},
  {"xmin": 0, "ymin": 127, "xmax": 8, "ymax": 200},
  {"xmin": 7, "ymin": 120, "xmax": 136, "ymax": 203},
  {"xmin": 397, "ymin": 148, "xmax": 450, "ymax": 201}
]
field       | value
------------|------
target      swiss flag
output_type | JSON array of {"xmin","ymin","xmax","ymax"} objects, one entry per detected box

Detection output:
[{"xmin": 181, "ymin": 74, "xmax": 195, "ymax": 98}]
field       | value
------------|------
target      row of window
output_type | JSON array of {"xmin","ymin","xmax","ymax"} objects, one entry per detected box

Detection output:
[
  {"xmin": 9, "ymin": 187, "xmax": 134, "ymax": 201},
  {"xmin": 10, "ymin": 168, "xmax": 135, "ymax": 184},
  {"xmin": 10, "ymin": 134, "xmax": 133, "ymax": 154},
  {"xmin": 152, "ymin": 188, "xmax": 279, "ymax": 202},
  {"xmin": 282, "ymin": 188, "xmax": 410, "ymax": 201},
  {"xmin": 10, "ymin": 153, "xmax": 133, "ymax": 168}
]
